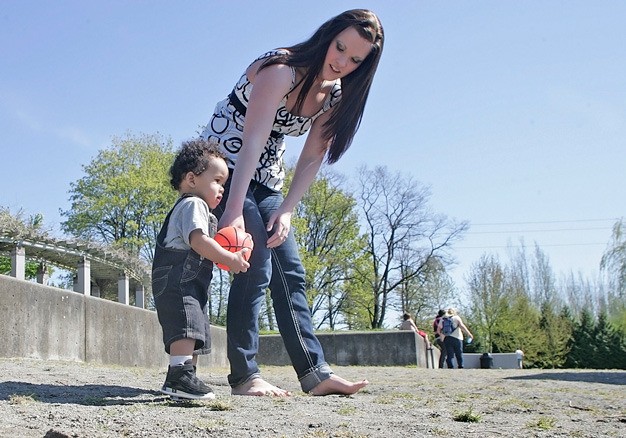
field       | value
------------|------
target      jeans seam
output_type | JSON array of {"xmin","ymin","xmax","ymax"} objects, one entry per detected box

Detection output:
[{"xmin": 270, "ymin": 246, "xmax": 315, "ymax": 371}]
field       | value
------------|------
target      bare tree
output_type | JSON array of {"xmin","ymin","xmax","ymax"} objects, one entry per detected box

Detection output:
[{"xmin": 355, "ymin": 166, "xmax": 468, "ymax": 328}]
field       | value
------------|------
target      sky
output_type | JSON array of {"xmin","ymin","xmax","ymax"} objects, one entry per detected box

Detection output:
[{"xmin": 1, "ymin": 0, "xmax": 625, "ymax": 293}]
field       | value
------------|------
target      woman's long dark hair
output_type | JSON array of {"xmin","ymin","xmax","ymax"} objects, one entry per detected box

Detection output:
[{"xmin": 260, "ymin": 9, "xmax": 384, "ymax": 164}]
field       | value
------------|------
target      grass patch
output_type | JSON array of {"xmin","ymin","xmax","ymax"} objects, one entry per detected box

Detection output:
[
  {"xmin": 207, "ymin": 400, "xmax": 233, "ymax": 411},
  {"xmin": 193, "ymin": 417, "xmax": 228, "ymax": 429},
  {"xmin": 374, "ymin": 392, "xmax": 419, "ymax": 404},
  {"xmin": 453, "ymin": 406, "xmax": 481, "ymax": 423},
  {"xmin": 337, "ymin": 404, "xmax": 357, "ymax": 415},
  {"xmin": 527, "ymin": 416, "xmax": 556, "ymax": 430}
]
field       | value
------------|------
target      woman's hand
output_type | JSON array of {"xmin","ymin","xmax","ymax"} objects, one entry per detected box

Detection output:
[
  {"xmin": 266, "ymin": 208, "xmax": 292, "ymax": 248},
  {"xmin": 218, "ymin": 209, "xmax": 246, "ymax": 234}
]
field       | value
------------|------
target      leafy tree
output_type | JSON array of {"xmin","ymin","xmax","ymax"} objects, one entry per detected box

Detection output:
[
  {"xmin": 565, "ymin": 309, "xmax": 596, "ymax": 368},
  {"xmin": 601, "ymin": 218, "xmax": 626, "ymax": 298},
  {"xmin": 534, "ymin": 301, "xmax": 571, "ymax": 368},
  {"xmin": 61, "ymin": 132, "xmax": 176, "ymax": 263},
  {"xmin": 590, "ymin": 312, "xmax": 626, "ymax": 369},
  {"xmin": 356, "ymin": 165, "xmax": 468, "ymax": 329},
  {"xmin": 291, "ymin": 169, "xmax": 369, "ymax": 329},
  {"xmin": 601, "ymin": 218, "xmax": 626, "ymax": 335},
  {"xmin": 398, "ymin": 257, "xmax": 456, "ymax": 329},
  {"xmin": 466, "ymin": 254, "xmax": 509, "ymax": 353}
]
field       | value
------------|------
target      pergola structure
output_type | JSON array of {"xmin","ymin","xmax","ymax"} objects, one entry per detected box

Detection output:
[{"xmin": 0, "ymin": 232, "xmax": 151, "ymax": 308}]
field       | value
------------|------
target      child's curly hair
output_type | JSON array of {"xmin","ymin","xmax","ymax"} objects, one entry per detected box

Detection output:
[{"xmin": 169, "ymin": 138, "xmax": 225, "ymax": 190}]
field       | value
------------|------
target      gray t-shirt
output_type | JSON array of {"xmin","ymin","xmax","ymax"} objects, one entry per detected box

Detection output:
[{"xmin": 163, "ymin": 196, "xmax": 218, "ymax": 250}]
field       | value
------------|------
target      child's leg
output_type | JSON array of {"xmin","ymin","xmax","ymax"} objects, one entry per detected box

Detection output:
[{"xmin": 170, "ymin": 338, "xmax": 197, "ymax": 365}]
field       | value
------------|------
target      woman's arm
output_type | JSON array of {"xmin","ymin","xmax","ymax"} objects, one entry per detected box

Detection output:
[
  {"xmin": 220, "ymin": 63, "xmax": 294, "ymax": 230},
  {"xmin": 265, "ymin": 111, "xmax": 330, "ymax": 248},
  {"xmin": 458, "ymin": 318, "xmax": 473, "ymax": 339}
]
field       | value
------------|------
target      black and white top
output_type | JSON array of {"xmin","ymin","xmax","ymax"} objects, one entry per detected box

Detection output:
[{"xmin": 201, "ymin": 50, "xmax": 342, "ymax": 191}]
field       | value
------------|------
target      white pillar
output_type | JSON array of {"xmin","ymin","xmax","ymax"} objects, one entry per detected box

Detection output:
[
  {"xmin": 76, "ymin": 258, "xmax": 91, "ymax": 296},
  {"xmin": 135, "ymin": 284, "xmax": 145, "ymax": 309},
  {"xmin": 10, "ymin": 245, "xmax": 26, "ymax": 280},
  {"xmin": 118, "ymin": 272, "xmax": 129, "ymax": 304}
]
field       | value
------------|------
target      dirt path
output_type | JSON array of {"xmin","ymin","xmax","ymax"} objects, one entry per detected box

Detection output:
[{"xmin": 1, "ymin": 358, "xmax": 624, "ymax": 437}]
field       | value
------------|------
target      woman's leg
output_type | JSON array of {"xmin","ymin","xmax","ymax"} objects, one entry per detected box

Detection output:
[
  {"xmin": 215, "ymin": 182, "xmax": 274, "ymax": 390},
  {"xmin": 444, "ymin": 337, "xmax": 455, "ymax": 368},
  {"xmin": 257, "ymin": 186, "xmax": 367, "ymax": 395},
  {"xmin": 454, "ymin": 338, "xmax": 464, "ymax": 368}
]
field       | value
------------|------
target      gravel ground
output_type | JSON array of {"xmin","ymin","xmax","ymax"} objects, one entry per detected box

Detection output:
[{"xmin": 0, "ymin": 358, "xmax": 624, "ymax": 437}]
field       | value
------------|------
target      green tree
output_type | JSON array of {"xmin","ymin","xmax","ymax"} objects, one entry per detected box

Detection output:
[
  {"xmin": 601, "ymin": 218, "xmax": 626, "ymax": 335},
  {"xmin": 282, "ymin": 168, "xmax": 367, "ymax": 329},
  {"xmin": 61, "ymin": 132, "xmax": 176, "ymax": 263},
  {"xmin": 565, "ymin": 309, "xmax": 596, "ymax": 368},
  {"xmin": 466, "ymin": 254, "xmax": 509, "ymax": 353},
  {"xmin": 534, "ymin": 301, "xmax": 571, "ymax": 368}
]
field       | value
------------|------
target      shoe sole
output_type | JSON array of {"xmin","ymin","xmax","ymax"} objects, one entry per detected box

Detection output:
[{"xmin": 160, "ymin": 387, "xmax": 216, "ymax": 400}]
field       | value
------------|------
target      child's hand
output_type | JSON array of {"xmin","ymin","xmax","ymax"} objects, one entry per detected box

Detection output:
[{"xmin": 227, "ymin": 248, "xmax": 251, "ymax": 273}]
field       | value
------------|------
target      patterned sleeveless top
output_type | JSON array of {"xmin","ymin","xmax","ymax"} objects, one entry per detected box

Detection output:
[{"xmin": 201, "ymin": 50, "xmax": 342, "ymax": 191}]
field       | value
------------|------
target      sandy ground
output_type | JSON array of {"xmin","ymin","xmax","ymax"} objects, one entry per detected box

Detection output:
[{"xmin": 0, "ymin": 358, "xmax": 624, "ymax": 437}]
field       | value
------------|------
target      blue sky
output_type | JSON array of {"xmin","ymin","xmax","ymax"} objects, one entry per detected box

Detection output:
[{"xmin": 1, "ymin": 1, "xmax": 624, "ymax": 290}]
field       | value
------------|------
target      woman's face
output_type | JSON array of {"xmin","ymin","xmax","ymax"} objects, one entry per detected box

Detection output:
[{"xmin": 322, "ymin": 26, "xmax": 373, "ymax": 81}]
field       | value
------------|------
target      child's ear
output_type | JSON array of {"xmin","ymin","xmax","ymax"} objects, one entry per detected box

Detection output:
[{"xmin": 183, "ymin": 171, "xmax": 196, "ymax": 187}]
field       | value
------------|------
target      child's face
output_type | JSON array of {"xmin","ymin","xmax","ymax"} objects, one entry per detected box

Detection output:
[{"xmin": 186, "ymin": 156, "xmax": 229, "ymax": 209}]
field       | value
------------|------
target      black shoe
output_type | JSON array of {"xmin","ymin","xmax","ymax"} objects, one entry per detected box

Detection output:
[{"xmin": 160, "ymin": 360, "xmax": 215, "ymax": 400}]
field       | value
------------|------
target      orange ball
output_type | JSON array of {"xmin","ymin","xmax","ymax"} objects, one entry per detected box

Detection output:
[{"xmin": 213, "ymin": 226, "xmax": 254, "ymax": 271}]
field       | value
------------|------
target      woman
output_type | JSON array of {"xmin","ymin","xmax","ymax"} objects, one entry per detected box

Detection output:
[
  {"xmin": 202, "ymin": 9, "xmax": 384, "ymax": 396},
  {"xmin": 437, "ymin": 308, "xmax": 473, "ymax": 369}
]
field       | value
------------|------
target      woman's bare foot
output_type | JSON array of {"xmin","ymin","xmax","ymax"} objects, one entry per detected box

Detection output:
[
  {"xmin": 231, "ymin": 377, "xmax": 292, "ymax": 396},
  {"xmin": 309, "ymin": 374, "xmax": 369, "ymax": 396}
]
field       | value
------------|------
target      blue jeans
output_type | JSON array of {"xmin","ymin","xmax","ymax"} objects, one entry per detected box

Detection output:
[
  {"xmin": 444, "ymin": 336, "xmax": 464, "ymax": 368},
  {"xmin": 215, "ymin": 180, "xmax": 332, "ymax": 392}
]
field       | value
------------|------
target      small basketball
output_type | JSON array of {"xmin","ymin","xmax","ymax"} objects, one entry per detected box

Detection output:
[{"xmin": 213, "ymin": 226, "xmax": 254, "ymax": 271}]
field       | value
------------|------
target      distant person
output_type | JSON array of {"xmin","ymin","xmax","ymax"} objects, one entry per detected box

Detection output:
[
  {"xmin": 437, "ymin": 308, "xmax": 473, "ymax": 369},
  {"xmin": 152, "ymin": 139, "xmax": 250, "ymax": 400},
  {"xmin": 433, "ymin": 309, "xmax": 447, "ymax": 368},
  {"xmin": 516, "ymin": 349, "xmax": 524, "ymax": 369},
  {"xmin": 400, "ymin": 312, "xmax": 431, "ymax": 348}
]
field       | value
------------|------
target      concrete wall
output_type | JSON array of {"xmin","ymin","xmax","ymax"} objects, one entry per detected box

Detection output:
[
  {"xmin": 1, "ymin": 275, "xmax": 521, "ymax": 371},
  {"xmin": 258, "ymin": 330, "xmax": 440, "ymax": 368},
  {"xmin": 462, "ymin": 353, "xmax": 520, "ymax": 369},
  {"xmin": 0, "ymin": 275, "xmax": 227, "ymax": 369}
]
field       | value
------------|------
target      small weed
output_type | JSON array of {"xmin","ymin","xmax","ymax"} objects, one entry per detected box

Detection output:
[
  {"xmin": 194, "ymin": 417, "xmax": 228, "ymax": 429},
  {"xmin": 527, "ymin": 416, "xmax": 556, "ymax": 430},
  {"xmin": 453, "ymin": 406, "xmax": 482, "ymax": 423},
  {"xmin": 337, "ymin": 404, "xmax": 357, "ymax": 415},
  {"xmin": 207, "ymin": 400, "xmax": 233, "ymax": 411},
  {"xmin": 9, "ymin": 394, "xmax": 38, "ymax": 405},
  {"xmin": 454, "ymin": 393, "xmax": 469, "ymax": 402},
  {"xmin": 374, "ymin": 392, "xmax": 419, "ymax": 404}
]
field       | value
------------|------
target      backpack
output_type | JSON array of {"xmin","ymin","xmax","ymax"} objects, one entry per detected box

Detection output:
[{"xmin": 441, "ymin": 316, "xmax": 457, "ymax": 336}]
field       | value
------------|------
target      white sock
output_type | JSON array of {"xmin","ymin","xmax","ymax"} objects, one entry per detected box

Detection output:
[{"xmin": 170, "ymin": 355, "xmax": 193, "ymax": 367}]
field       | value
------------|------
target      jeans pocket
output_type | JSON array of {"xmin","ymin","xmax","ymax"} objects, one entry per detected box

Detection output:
[
  {"xmin": 181, "ymin": 253, "xmax": 203, "ymax": 283},
  {"xmin": 152, "ymin": 265, "xmax": 172, "ymax": 299}
]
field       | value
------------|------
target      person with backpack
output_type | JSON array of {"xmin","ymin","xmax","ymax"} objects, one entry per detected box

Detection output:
[
  {"xmin": 436, "ymin": 308, "xmax": 473, "ymax": 369},
  {"xmin": 432, "ymin": 309, "xmax": 447, "ymax": 368}
]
